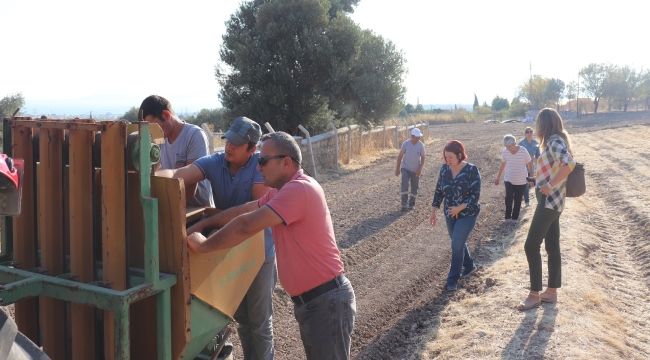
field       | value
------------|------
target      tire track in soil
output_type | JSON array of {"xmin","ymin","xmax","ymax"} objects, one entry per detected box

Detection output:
[
  {"xmin": 568, "ymin": 132, "xmax": 650, "ymax": 355},
  {"xmin": 258, "ymin": 121, "xmax": 650, "ymax": 359},
  {"xmin": 268, "ymin": 124, "xmax": 509, "ymax": 359}
]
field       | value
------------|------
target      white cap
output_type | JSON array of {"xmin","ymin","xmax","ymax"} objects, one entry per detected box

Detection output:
[{"xmin": 410, "ymin": 127, "xmax": 423, "ymax": 137}]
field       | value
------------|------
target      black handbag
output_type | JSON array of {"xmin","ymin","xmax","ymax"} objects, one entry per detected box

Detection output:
[{"xmin": 566, "ymin": 162, "xmax": 585, "ymax": 197}]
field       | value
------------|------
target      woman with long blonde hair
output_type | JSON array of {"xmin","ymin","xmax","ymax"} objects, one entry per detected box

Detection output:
[{"xmin": 517, "ymin": 108, "xmax": 576, "ymax": 311}]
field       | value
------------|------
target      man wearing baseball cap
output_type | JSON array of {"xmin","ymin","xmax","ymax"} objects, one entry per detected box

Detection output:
[
  {"xmin": 395, "ymin": 127, "xmax": 426, "ymax": 211},
  {"xmin": 171, "ymin": 116, "xmax": 277, "ymax": 359}
]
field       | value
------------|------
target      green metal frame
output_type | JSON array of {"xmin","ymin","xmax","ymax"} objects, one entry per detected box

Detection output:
[{"xmin": 0, "ymin": 121, "xmax": 176, "ymax": 359}]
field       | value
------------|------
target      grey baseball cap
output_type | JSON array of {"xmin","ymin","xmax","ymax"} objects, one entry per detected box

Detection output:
[{"xmin": 222, "ymin": 116, "xmax": 262, "ymax": 145}]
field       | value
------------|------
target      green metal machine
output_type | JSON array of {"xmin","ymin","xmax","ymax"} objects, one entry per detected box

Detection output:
[{"xmin": 0, "ymin": 119, "xmax": 235, "ymax": 360}]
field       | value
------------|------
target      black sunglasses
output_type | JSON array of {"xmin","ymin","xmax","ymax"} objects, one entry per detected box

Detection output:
[{"xmin": 258, "ymin": 154, "xmax": 290, "ymax": 166}]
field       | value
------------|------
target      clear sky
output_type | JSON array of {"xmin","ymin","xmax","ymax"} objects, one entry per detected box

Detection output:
[{"xmin": 1, "ymin": 0, "xmax": 647, "ymax": 116}]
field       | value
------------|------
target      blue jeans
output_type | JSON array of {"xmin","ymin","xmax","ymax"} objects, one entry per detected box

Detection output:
[
  {"xmin": 400, "ymin": 168, "xmax": 420, "ymax": 207},
  {"xmin": 293, "ymin": 276, "xmax": 356, "ymax": 360},
  {"xmin": 445, "ymin": 215, "xmax": 477, "ymax": 287},
  {"xmin": 234, "ymin": 257, "xmax": 277, "ymax": 360}
]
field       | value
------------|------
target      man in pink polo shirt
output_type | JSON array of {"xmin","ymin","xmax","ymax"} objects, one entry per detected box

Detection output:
[{"xmin": 186, "ymin": 131, "xmax": 356, "ymax": 360}]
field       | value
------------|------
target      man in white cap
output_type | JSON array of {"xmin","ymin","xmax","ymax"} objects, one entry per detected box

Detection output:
[{"xmin": 395, "ymin": 127, "xmax": 426, "ymax": 210}]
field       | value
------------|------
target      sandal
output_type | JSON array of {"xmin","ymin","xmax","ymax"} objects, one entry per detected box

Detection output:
[
  {"xmin": 516, "ymin": 293, "xmax": 541, "ymax": 311},
  {"xmin": 540, "ymin": 291, "xmax": 557, "ymax": 303}
]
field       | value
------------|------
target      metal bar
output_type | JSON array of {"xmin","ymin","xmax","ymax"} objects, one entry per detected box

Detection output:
[
  {"xmin": 156, "ymin": 289, "xmax": 172, "ymax": 360},
  {"xmin": 69, "ymin": 127, "xmax": 96, "ymax": 360},
  {"xmin": 7, "ymin": 119, "xmax": 106, "ymax": 131},
  {"xmin": 142, "ymin": 198, "xmax": 159, "ymax": 285},
  {"xmin": 0, "ymin": 266, "xmax": 176, "ymax": 310},
  {"xmin": 0, "ymin": 277, "xmax": 42, "ymax": 298},
  {"xmin": 114, "ymin": 302, "xmax": 131, "ymax": 360},
  {"xmin": 101, "ymin": 121, "xmax": 127, "ymax": 360},
  {"xmin": 139, "ymin": 123, "xmax": 160, "ymax": 286},
  {"xmin": 297, "ymin": 125, "xmax": 318, "ymax": 179},
  {"xmin": 38, "ymin": 127, "xmax": 66, "ymax": 359}
]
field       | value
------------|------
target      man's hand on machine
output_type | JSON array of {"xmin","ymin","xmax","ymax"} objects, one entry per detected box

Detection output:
[
  {"xmin": 187, "ymin": 218, "xmax": 207, "ymax": 235},
  {"xmin": 187, "ymin": 232, "xmax": 208, "ymax": 253}
]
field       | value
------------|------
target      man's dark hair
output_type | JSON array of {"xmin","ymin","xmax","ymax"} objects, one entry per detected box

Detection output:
[{"xmin": 139, "ymin": 95, "xmax": 173, "ymax": 121}]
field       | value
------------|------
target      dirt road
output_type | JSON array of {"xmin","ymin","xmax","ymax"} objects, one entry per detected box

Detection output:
[
  {"xmin": 234, "ymin": 113, "xmax": 650, "ymax": 359},
  {"xmin": 419, "ymin": 124, "xmax": 650, "ymax": 359}
]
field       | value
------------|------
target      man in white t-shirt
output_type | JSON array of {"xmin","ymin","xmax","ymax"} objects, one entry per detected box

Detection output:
[
  {"xmin": 395, "ymin": 127, "xmax": 426, "ymax": 211},
  {"xmin": 139, "ymin": 95, "xmax": 214, "ymax": 207},
  {"xmin": 494, "ymin": 134, "xmax": 531, "ymax": 221}
]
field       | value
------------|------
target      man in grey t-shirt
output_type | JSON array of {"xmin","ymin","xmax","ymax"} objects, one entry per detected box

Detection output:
[
  {"xmin": 139, "ymin": 95, "xmax": 214, "ymax": 207},
  {"xmin": 395, "ymin": 127, "xmax": 426, "ymax": 210},
  {"xmin": 518, "ymin": 126, "xmax": 540, "ymax": 207}
]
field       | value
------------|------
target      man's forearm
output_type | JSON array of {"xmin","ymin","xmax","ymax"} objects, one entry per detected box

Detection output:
[
  {"xmin": 210, "ymin": 200, "xmax": 259, "ymax": 228},
  {"xmin": 201, "ymin": 215, "xmax": 256, "ymax": 252}
]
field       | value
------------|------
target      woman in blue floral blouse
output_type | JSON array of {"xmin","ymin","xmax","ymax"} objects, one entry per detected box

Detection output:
[{"xmin": 430, "ymin": 140, "xmax": 482, "ymax": 291}]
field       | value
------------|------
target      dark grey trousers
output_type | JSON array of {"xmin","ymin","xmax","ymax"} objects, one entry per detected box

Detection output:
[
  {"xmin": 400, "ymin": 168, "xmax": 420, "ymax": 207},
  {"xmin": 293, "ymin": 276, "xmax": 356, "ymax": 360}
]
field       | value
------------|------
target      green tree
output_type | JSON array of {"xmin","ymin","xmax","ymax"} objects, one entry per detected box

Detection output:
[
  {"xmin": 519, "ymin": 76, "xmax": 566, "ymax": 109},
  {"xmin": 638, "ymin": 70, "xmax": 650, "ymax": 110},
  {"xmin": 579, "ymin": 63, "xmax": 609, "ymax": 113},
  {"xmin": 0, "ymin": 93, "xmax": 25, "ymax": 119},
  {"xmin": 121, "ymin": 106, "xmax": 139, "ymax": 121},
  {"xmin": 518, "ymin": 75, "xmax": 548, "ymax": 109},
  {"xmin": 604, "ymin": 65, "xmax": 641, "ymax": 112},
  {"xmin": 414, "ymin": 104, "xmax": 424, "ymax": 113},
  {"xmin": 473, "ymin": 94, "xmax": 479, "ymax": 110},
  {"xmin": 491, "ymin": 96, "xmax": 509, "ymax": 111},
  {"xmin": 404, "ymin": 103, "xmax": 415, "ymax": 113},
  {"xmin": 184, "ymin": 108, "xmax": 228, "ymax": 131},
  {"xmin": 342, "ymin": 30, "xmax": 405, "ymax": 126},
  {"xmin": 544, "ymin": 78, "xmax": 565, "ymax": 109},
  {"xmin": 328, "ymin": 0, "xmax": 360, "ymax": 18},
  {"xmin": 217, "ymin": 0, "xmax": 405, "ymax": 133},
  {"xmin": 508, "ymin": 97, "xmax": 527, "ymax": 117},
  {"xmin": 565, "ymin": 81, "xmax": 579, "ymax": 101}
]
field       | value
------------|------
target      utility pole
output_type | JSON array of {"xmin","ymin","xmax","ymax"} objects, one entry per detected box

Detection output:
[
  {"xmin": 576, "ymin": 72, "xmax": 580, "ymax": 118},
  {"xmin": 529, "ymin": 61, "xmax": 533, "ymax": 111}
]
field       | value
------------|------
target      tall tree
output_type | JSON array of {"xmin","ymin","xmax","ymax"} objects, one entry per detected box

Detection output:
[
  {"xmin": 217, "ymin": 0, "xmax": 405, "ymax": 133},
  {"xmin": 491, "ymin": 96, "xmax": 509, "ymax": 111},
  {"xmin": 565, "ymin": 81, "xmax": 579, "ymax": 101},
  {"xmin": 604, "ymin": 65, "xmax": 640, "ymax": 112},
  {"xmin": 343, "ymin": 30, "xmax": 405, "ymax": 126},
  {"xmin": 518, "ymin": 75, "xmax": 549, "ymax": 109},
  {"xmin": 639, "ymin": 70, "xmax": 650, "ymax": 110},
  {"xmin": 579, "ymin": 63, "xmax": 609, "ymax": 114},
  {"xmin": 183, "ymin": 108, "xmax": 228, "ymax": 131},
  {"xmin": 0, "ymin": 93, "xmax": 25, "ymax": 119},
  {"xmin": 121, "ymin": 106, "xmax": 139, "ymax": 122},
  {"xmin": 544, "ymin": 78, "xmax": 565, "ymax": 109},
  {"xmin": 328, "ymin": 0, "xmax": 360, "ymax": 18},
  {"xmin": 473, "ymin": 94, "xmax": 479, "ymax": 110}
]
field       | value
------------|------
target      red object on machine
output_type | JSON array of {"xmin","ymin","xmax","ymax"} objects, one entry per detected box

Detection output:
[
  {"xmin": 0, "ymin": 154, "xmax": 23, "ymax": 216},
  {"xmin": 0, "ymin": 154, "xmax": 20, "ymax": 191}
]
